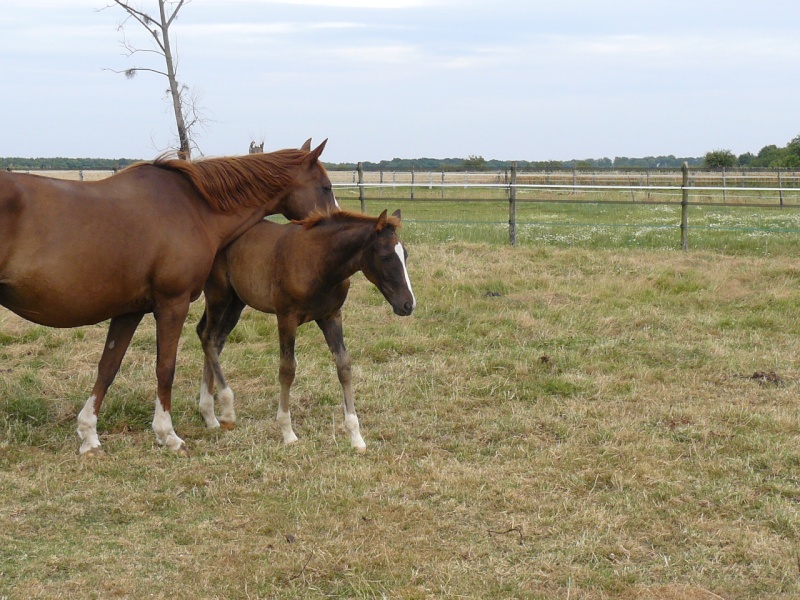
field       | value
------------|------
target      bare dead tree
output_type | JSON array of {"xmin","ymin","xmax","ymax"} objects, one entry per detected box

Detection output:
[{"xmin": 102, "ymin": 0, "xmax": 200, "ymax": 159}]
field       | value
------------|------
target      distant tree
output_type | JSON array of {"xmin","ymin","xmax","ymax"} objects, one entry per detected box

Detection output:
[
  {"xmin": 786, "ymin": 134, "xmax": 800, "ymax": 158},
  {"xmin": 102, "ymin": 0, "xmax": 203, "ymax": 159},
  {"xmin": 750, "ymin": 144, "xmax": 788, "ymax": 168},
  {"xmin": 463, "ymin": 155, "xmax": 486, "ymax": 171},
  {"xmin": 737, "ymin": 152, "xmax": 755, "ymax": 167},
  {"xmin": 703, "ymin": 149, "xmax": 736, "ymax": 169}
]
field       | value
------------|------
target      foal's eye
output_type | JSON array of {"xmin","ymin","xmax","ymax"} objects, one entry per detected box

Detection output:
[
  {"xmin": 380, "ymin": 255, "xmax": 393, "ymax": 263},
  {"xmin": 322, "ymin": 185, "xmax": 332, "ymax": 193}
]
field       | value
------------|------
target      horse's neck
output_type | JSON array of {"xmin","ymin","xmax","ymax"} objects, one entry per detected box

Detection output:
[{"xmin": 211, "ymin": 205, "xmax": 276, "ymax": 248}]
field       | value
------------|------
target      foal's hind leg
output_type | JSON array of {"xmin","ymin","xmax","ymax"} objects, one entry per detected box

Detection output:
[
  {"xmin": 317, "ymin": 312, "xmax": 366, "ymax": 451},
  {"xmin": 197, "ymin": 290, "xmax": 245, "ymax": 429},
  {"xmin": 276, "ymin": 315, "xmax": 300, "ymax": 445},
  {"xmin": 77, "ymin": 312, "xmax": 144, "ymax": 455}
]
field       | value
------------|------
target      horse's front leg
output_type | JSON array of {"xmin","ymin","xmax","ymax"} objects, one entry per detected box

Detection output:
[
  {"xmin": 152, "ymin": 296, "xmax": 191, "ymax": 453},
  {"xmin": 276, "ymin": 315, "xmax": 299, "ymax": 445},
  {"xmin": 77, "ymin": 312, "xmax": 144, "ymax": 456},
  {"xmin": 317, "ymin": 312, "xmax": 366, "ymax": 451}
]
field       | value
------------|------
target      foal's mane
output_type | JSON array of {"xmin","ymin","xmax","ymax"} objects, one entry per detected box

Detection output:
[
  {"xmin": 294, "ymin": 209, "xmax": 401, "ymax": 231},
  {"xmin": 129, "ymin": 149, "xmax": 311, "ymax": 212}
]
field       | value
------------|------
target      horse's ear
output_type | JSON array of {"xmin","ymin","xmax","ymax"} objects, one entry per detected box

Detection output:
[
  {"xmin": 304, "ymin": 139, "xmax": 328, "ymax": 166},
  {"xmin": 392, "ymin": 209, "xmax": 401, "ymax": 222},
  {"xmin": 375, "ymin": 209, "xmax": 389, "ymax": 232},
  {"xmin": 300, "ymin": 138, "xmax": 312, "ymax": 151}
]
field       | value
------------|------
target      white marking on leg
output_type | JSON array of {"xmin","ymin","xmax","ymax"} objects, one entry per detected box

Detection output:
[
  {"xmin": 198, "ymin": 381, "xmax": 220, "ymax": 429},
  {"xmin": 394, "ymin": 242, "xmax": 416, "ymax": 309},
  {"xmin": 77, "ymin": 395, "xmax": 101, "ymax": 454},
  {"xmin": 344, "ymin": 413, "xmax": 366, "ymax": 451},
  {"xmin": 277, "ymin": 407, "xmax": 298, "ymax": 444},
  {"xmin": 107, "ymin": 340, "xmax": 115, "ymax": 350},
  {"xmin": 218, "ymin": 386, "xmax": 236, "ymax": 427},
  {"xmin": 152, "ymin": 398, "xmax": 185, "ymax": 451}
]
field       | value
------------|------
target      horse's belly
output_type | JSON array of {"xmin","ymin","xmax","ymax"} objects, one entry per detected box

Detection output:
[{"xmin": 0, "ymin": 281, "xmax": 152, "ymax": 328}]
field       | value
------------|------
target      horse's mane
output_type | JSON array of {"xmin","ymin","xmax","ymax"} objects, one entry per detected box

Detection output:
[
  {"xmin": 127, "ymin": 149, "xmax": 310, "ymax": 212},
  {"xmin": 294, "ymin": 209, "xmax": 401, "ymax": 231}
]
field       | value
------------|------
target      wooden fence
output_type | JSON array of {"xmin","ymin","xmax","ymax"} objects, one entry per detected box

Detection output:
[{"xmin": 330, "ymin": 163, "xmax": 800, "ymax": 248}]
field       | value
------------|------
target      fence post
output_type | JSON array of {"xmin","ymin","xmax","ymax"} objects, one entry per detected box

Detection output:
[
  {"xmin": 681, "ymin": 162, "xmax": 689, "ymax": 251},
  {"xmin": 357, "ymin": 162, "xmax": 366, "ymax": 213},
  {"xmin": 411, "ymin": 168, "xmax": 415, "ymax": 200},
  {"xmin": 722, "ymin": 167, "xmax": 727, "ymax": 203},
  {"xmin": 778, "ymin": 170, "xmax": 784, "ymax": 208},
  {"xmin": 509, "ymin": 161, "xmax": 517, "ymax": 246}
]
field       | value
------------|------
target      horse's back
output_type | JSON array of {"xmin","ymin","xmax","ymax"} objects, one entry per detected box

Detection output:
[{"xmin": 0, "ymin": 168, "xmax": 214, "ymax": 327}]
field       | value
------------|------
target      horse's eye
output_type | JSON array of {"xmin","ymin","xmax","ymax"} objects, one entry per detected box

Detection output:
[
  {"xmin": 380, "ymin": 255, "xmax": 392, "ymax": 263},
  {"xmin": 322, "ymin": 185, "xmax": 332, "ymax": 193}
]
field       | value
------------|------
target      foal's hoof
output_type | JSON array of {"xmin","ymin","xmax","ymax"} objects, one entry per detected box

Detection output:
[{"xmin": 219, "ymin": 420, "xmax": 236, "ymax": 431}]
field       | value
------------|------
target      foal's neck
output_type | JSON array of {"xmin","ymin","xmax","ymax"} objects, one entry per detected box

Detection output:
[{"xmin": 308, "ymin": 220, "xmax": 373, "ymax": 284}]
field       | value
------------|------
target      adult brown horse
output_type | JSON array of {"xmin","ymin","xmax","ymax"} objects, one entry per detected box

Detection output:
[
  {"xmin": 196, "ymin": 209, "xmax": 415, "ymax": 451},
  {"xmin": 0, "ymin": 140, "xmax": 339, "ymax": 455}
]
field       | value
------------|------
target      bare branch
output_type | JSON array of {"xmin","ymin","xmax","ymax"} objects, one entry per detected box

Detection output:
[
  {"xmin": 165, "ymin": 0, "xmax": 187, "ymax": 28},
  {"xmin": 112, "ymin": 1, "xmax": 166, "ymax": 52}
]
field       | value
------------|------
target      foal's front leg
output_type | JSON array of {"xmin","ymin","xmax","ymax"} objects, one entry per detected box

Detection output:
[
  {"xmin": 276, "ymin": 315, "xmax": 299, "ymax": 444},
  {"xmin": 317, "ymin": 312, "xmax": 366, "ymax": 451}
]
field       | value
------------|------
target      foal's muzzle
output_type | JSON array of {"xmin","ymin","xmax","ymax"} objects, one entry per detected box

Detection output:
[{"xmin": 393, "ymin": 300, "xmax": 415, "ymax": 317}]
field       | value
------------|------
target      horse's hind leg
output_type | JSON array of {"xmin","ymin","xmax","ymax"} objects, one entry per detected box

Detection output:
[
  {"xmin": 317, "ymin": 312, "xmax": 366, "ymax": 451},
  {"xmin": 151, "ymin": 296, "xmax": 191, "ymax": 453},
  {"xmin": 196, "ymin": 290, "xmax": 245, "ymax": 429},
  {"xmin": 77, "ymin": 312, "xmax": 144, "ymax": 455}
]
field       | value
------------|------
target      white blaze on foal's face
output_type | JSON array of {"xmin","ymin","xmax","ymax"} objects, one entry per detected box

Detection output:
[{"xmin": 394, "ymin": 242, "xmax": 416, "ymax": 309}]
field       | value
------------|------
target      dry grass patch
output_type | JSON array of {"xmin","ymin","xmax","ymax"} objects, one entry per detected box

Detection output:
[{"xmin": 2, "ymin": 244, "xmax": 800, "ymax": 598}]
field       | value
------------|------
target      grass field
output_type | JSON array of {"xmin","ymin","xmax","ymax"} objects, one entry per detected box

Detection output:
[{"xmin": 2, "ymin": 205, "xmax": 800, "ymax": 598}]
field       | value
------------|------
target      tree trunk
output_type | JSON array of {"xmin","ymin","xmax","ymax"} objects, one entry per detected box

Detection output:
[{"xmin": 158, "ymin": 0, "xmax": 190, "ymax": 160}]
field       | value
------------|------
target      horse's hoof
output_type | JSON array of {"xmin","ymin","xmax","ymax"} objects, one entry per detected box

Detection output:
[
  {"xmin": 81, "ymin": 447, "xmax": 106, "ymax": 459},
  {"xmin": 173, "ymin": 443, "xmax": 190, "ymax": 457},
  {"xmin": 219, "ymin": 421, "xmax": 236, "ymax": 431}
]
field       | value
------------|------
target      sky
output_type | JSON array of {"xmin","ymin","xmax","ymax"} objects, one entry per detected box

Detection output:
[{"xmin": 1, "ymin": 0, "xmax": 799, "ymax": 163}]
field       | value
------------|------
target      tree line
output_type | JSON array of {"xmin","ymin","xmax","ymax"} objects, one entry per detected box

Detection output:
[
  {"xmin": 704, "ymin": 134, "xmax": 800, "ymax": 169},
  {"xmin": 0, "ymin": 156, "xmax": 139, "ymax": 171},
  {"xmin": 323, "ymin": 154, "xmax": 704, "ymax": 172},
  {"xmin": 0, "ymin": 157, "xmax": 140, "ymax": 171},
  {"xmin": 5, "ymin": 134, "xmax": 800, "ymax": 173}
]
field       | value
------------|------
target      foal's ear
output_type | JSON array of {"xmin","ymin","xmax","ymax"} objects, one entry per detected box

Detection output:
[
  {"xmin": 375, "ymin": 209, "xmax": 389, "ymax": 232},
  {"xmin": 300, "ymin": 138, "xmax": 312, "ymax": 151},
  {"xmin": 392, "ymin": 209, "xmax": 401, "ymax": 222},
  {"xmin": 303, "ymin": 139, "xmax": 328, "ymax": 166}
]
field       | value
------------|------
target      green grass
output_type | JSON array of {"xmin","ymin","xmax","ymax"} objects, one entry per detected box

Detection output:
[
  {"xmin": 3, "ymin": 211, "xmax": 800, "ymax": 597},
  {"xmin": 334, "ymin": 193, "xmax": 800, "ymax": 254}
]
